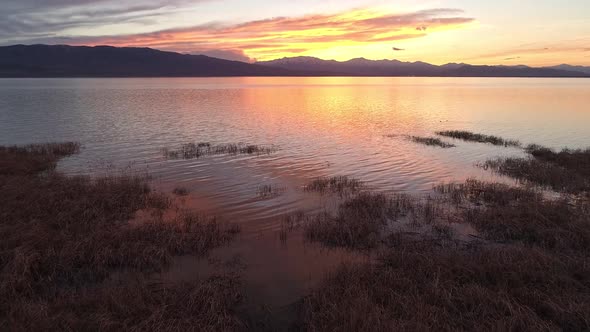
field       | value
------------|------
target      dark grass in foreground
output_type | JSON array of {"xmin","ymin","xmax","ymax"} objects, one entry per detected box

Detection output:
[
  {"xmin": 301, "ymin": 243, "xmax": 590, "ymax": 331},
  {"xmin": 173, "ymin": 186, "xmax": 189, "ymax": 196},
  {"xmin": 0, "ymin": 143, "xmax": 242, "ymax": 330},
  {"xmin": 163, "ymin": 142, "xmax": 276, "ymax": 160},
  {"xmin": 484, "ymin": 144, "xmax": 590, "ymax": 194},
  {"xmin": 407, "ymin": 135, "xmax": 455, "ymax": 148},
  {"xmin": 299, "ymin": 179, "xmax": 590, "ymax": 331},
  {"xmin": 304, "ymin": 193, "xmax": 411, "ymax": 249},
  {"xmin": 256, "ymin": 184, "xmax": 286, "ymax": 199},
  {"xmin": 437, "ymin": 130, "xmax": 521, "ymax": 147},
  {"xmin": 303, "ymin": 176, "xmax": 364, "ymax": 196}
]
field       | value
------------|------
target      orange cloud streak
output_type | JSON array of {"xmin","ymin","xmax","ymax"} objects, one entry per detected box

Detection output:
[{"xmin": 76, "ymin": 8, "xmax": 474, "ymax": 61}]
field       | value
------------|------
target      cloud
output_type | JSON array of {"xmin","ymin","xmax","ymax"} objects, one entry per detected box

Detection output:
[
  {"xmin": 26, "ymin": 7, "xmax": 473, "ymax": 61},
  {"xmin": 0, "ymin": 0, "xmax": 213, "ymax": 42},
  {"xmin": 504, "ymin": 56, "xmax": 521, "ymax": 60},
  {"xmin": 392, "ymin": 47, "xmax": 405, "ymax": 51}
]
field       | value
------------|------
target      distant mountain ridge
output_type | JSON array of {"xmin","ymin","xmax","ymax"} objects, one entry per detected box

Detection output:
[
  {"xmin": 258, "ymin": 56, "xmax": 590, "ymax": 78},
  {"xmin": 0, "ymin": 44, "xmax": 297, "ymax": 77},
  {"xmin": 0, "ymin": 44, "xmax": 589, "ymax": 78}
]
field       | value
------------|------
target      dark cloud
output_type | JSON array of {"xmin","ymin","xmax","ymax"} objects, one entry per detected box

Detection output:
[
  {"xmin": 504, "ymin": 56, "xmax": 521, "ymax": 60},
  {"xmin": 0, "ymin": 0, "xmax": 213, "ymax": 44},
  {"xmin": 392, "ymin": 47, "xmax": 405, "ymax": 51}
]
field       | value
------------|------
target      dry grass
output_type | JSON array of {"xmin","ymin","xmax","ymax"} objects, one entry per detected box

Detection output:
[
  {"xmin": 301, "ymin": 244, "xmax": 590, "ymax": 332},
  {"xmin": 483, "ymin": 145, "xmax": 590, "ymax": 194},
  {"xmin": 437, "ymin": 130, "xmax": 521, "ymax": 147},
  {"xmin": 163, "ymin": 142, "xmax": 276, "ymax": 159},
  {"xmin": 0, "ymin": 143, "xmax": 242, "ymax": 330},
  {"xmin": 407, "ymin": 136, "xmax": 455, "ymax": 148},
  {"xmin": 304, "ymin": 193, "xmax": 410, "ymax": 249},
  {"xmin": 6, "ymin": 274, "xmax": 244, "ymax": 332},
  {"xmin": 0, "ymin": 142, "xmax": 80, "ymax": 175},
  {"xmin": 303, "ymin": 176, "xmax": 364, "ymax": 196},
  {"xmin": 299, "ymin": 178, "xmax": 590, "ymax": 331}
]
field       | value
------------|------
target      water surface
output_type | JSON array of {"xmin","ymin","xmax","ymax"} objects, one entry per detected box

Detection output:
[{"xmin": 2, "ymin": 77, "xmax": 589, "ymax": 309}]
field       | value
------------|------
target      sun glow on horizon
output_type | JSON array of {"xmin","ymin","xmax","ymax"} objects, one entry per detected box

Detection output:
[{"xmin": 2, "ymin": 0, "xmax": 590, "ymax": 66}]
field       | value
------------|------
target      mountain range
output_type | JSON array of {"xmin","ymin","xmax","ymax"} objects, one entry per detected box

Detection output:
[
  {"xmin": 258, "ymin": 56, "xmax": 590, "ymax": 77},
  {"xmin": 1, "ymin": 44, "xmax": 589, "ymax": 78}
]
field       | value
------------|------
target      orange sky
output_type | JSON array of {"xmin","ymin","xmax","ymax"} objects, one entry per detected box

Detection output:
[{"xmin": 2, "ymin": 0, "xmax": 589, "ymax": 66}]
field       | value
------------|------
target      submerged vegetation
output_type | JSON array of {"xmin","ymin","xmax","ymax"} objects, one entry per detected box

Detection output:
[
  {"xmin": 437, "ymin": 130, "xmax": 521, "ymax": 147},
  {"xmin": 303, "ymin": 176, "xmax": 364, "ymax": 196},
  {"xmin": 407, "ymin": 135, "xmax": 456, "ymax": 148},
  {"xmin": 0, "ymin": 143, "xmax": 242, "ymax": 330},
  {"xmin": 163, "ymin": 142, "xmax": 276, "ymax": 160}
]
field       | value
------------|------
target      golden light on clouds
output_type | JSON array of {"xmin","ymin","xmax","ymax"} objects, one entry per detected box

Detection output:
[{"xmin": 78, "ymin": 8, "xmax": 475, "ymax": 61}]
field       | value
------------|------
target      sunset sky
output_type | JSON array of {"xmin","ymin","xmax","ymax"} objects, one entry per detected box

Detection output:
[{"xmin": 2, "ymin": 0, "xmax": 589, "ymax": 66}]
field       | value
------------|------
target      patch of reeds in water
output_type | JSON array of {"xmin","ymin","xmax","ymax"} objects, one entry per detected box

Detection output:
[
  {"xmin": 163, "ymin": 142, "xmax": 276, "ymax": 160},
  {"xmin": 436, "ymin": 130, "xmax": 521, "ymax": 147},
  {"xmin": 256, "ymin": 184, "xmax": 286, "ymax": 199},
  {"xmin": 303, "ymin": 176, "xmax": 364, "ymax": 196},
  {"xmin": 407, "ymin": 136, "xmax": 455, "ymax": 148},
  {"xmin": 482, "ymin": 144, "xmax": 590, "ymax": 194}
]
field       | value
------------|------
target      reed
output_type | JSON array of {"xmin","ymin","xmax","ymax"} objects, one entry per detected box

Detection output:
[
  {"xmin": 436, "ymin": 130, "xmax": 521, "ymax": 147},
  {"xmin": 407, "ymin": 135, "xmax": 455, "ymax": 148}
]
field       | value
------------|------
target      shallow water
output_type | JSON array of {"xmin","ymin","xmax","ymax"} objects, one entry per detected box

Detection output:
[{"xmin": 1, "ymin": 77, "xmax": 589, "ymax": 311}]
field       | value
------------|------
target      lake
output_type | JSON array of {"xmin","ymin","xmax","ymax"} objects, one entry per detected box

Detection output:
[{"xmin": 1, "ymin": 77, "xmax": 589, "ymax": 308}]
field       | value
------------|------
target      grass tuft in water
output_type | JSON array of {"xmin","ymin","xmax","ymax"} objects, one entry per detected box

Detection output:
[
  {"xmin": 163, "ymin": 142, "xmax": 276, "ymax": 160},
  {"xmin": 482, "ymin": 144, "xmax": 590, "ymax": 194},
  {"xmin": 303, "ymin": 176, "xmax": 364, "ymax": 196},
  {"xmin": 407, "ymin": 136, "xmax": 455, "ymax": 148},
  {"xmin": 436, "ymin": 130, "xmax": 521, "ymax": 147},
  {"xmin": 256, "ymin": 184, "xmax": 286, "ymax": 199}
]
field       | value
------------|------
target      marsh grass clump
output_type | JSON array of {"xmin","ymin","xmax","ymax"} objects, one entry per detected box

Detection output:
[
  {"xmin": 0, "ymin": 143, "xmax": 242, "ymax": 330},
  {"xmin": 433, "ymin": 179, "xmax": 589, "ymax": 251},
  {"xmin": 300, "ymin": 244, "xmax": 590, "ymax": 331},
  {"xmin": 256, "ymin": 184, "xmax": 286, "ymax": 199},
  {"xmin": 436, "ymin": 130, "xmax": 521, "ymax": 147},
  {"xmin": 0, "ymin": 142, "xmax": 80, "ymax": 175},
  {"xmin": 435, "ymin": 179, "xmax": 542, "ymax": 206},
  {"xmin": 483, "ymin": 145, "xmax": 590, "ymax": 194},
  {"xmin": 303, "ymin": 176, "xmax": 364, "ymax": 196},
  {"xmin": 299, "ymin": 177, "xmax": 590, "ymax": 331},
  {"xmin": 407, "ymin": 136, "xmax": 455, "ymax": 148},
  {"xmin": 304, "ymin": 193, "xmax": 411, "ymax": 249},
  {"xmin": 163, "ymin": 142, "xmax": 276, "ymax": 160}
]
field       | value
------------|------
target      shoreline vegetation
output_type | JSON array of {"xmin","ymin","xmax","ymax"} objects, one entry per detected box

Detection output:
[
  {"xmin": 2, "ymin": 131, "xmax": 589, "ymax": 331},
  {"xmin": 294, "ymin": 135, "xmax": 590, "ymax": 331},
  {"xmin": 0, "ymin": 143, "xmax": 242, "ymax": 330},
  {"xmin": 407, "ymin": 135, "xmax": 456, "ymax": 148}
]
